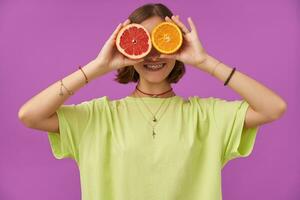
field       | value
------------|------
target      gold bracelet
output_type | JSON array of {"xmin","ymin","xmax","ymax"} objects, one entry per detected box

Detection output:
[
  {"xmin": 79, "ymin": 65, "xmax": 89, "ymax": 84},
  {"xmin": 210, "ymin": 61, "xmax": 222, "ymax": 76},
  {"xmin": 59, "ymin": 79, "xmax": 74, "ymax": 96}
]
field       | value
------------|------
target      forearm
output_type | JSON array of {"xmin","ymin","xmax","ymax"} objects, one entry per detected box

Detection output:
[
  {"xmin": 18, "ymin": 59, "xmax": 109, "ymax": 126},
  {"xmin": 197, "ymin": 54, "xmax": 287, "ymax": 119}
]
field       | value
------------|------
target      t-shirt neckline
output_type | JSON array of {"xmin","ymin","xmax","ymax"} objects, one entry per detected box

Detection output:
[{"xmin": 123, "ymin": 95, "xmax": 180, "ymax": 102}]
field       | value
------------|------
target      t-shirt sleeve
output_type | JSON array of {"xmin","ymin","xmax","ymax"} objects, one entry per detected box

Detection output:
[
  {"xmin": 211, "ymin": 97, "xmax": 260, "ymax": 168},
  {"xmin": 47, "ymin": 100, "xmax": 94, "ymax": 163}
]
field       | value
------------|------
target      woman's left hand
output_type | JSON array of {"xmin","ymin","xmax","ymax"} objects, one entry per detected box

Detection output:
[{"xmin": 160, "ymin": 15, "xmax": 208, "ymax": 68}]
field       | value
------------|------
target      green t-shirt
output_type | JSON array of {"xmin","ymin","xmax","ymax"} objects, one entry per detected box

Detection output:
[{"xmin": 47, "ymin": 95, "xmax": 260, "ymax": 200}]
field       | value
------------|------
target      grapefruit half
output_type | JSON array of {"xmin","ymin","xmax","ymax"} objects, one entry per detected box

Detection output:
[{"xmin": 116, "ymin": 23, "xmax": 152, "ymax": 59}]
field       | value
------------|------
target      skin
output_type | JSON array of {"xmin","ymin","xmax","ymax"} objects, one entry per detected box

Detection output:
[
  {"xmin": 127, "ymin": 15, "xmax": 208, "ymax": 98},
  {"xmin": 97, "ymin": 14, "xmax": 287, "ymax": 129},
  {"xmin": 161, "ymin": 15, "xmax": 288, "ymax": 129},
  {"xmin": 18, "ymin": 14, "xmax": 287, "ymax": 135},
  {"xmin": 129, "ymin": 16, "xmax": 177, "ymax": 98},
  {"xmin": 128, "ymin": 14, "xmax": 288, "ymax": 129}
]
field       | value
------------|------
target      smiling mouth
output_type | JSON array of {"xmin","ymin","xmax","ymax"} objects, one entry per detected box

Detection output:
[{"xmin": 143, "ymin": 63, "xmax": 166, "ymax": 71}]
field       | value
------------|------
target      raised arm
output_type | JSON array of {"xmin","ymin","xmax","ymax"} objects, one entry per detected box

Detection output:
[
  {"xmin": 18, "ymin": 18, "xmax": 144, "ymax": 133},
  {"xmin": 18, "ymin": 60, "xmax": 109, "ymax": 133}
]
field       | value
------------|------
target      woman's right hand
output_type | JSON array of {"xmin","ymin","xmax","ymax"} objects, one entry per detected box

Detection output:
[{"xmin": 94, "ymin": 19, "xmax": 144, "ymax": 72}]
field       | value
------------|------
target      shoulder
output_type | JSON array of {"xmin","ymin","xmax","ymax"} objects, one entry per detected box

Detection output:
[
  {"xmin": 186, "ymin": 96, "xmax": 245, "ymax": 111},
  {"xmin": 67, "ymin": 96, "xmax": 111, "ymax": 111},
  {"xmin": 192, "ymin": 96, "xmax": 244, "ymax": 106},
  {"xmin": 186, "ymin": 95, "xmax": 215, "ymax": 107},
  {"xmin": 94, "ymin": 95, "xmax": 126, "ymax": 110}
]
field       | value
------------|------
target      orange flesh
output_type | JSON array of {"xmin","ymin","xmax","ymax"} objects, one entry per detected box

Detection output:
[{"xmin": 151, "ymin": 22, "xmax": 182, "ymax": 54}]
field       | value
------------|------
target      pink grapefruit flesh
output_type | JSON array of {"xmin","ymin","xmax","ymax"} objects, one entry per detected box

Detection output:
[{"xmin": 116, "ymin": 23, "xmax": 152, "ymax": 59}]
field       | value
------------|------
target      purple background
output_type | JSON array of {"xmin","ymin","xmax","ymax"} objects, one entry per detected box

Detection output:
[{"xmin": 1, "ymin": 0, "xmax": 299, "ymax": 199}]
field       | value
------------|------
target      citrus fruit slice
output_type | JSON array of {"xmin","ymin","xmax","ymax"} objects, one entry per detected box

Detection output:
[
  {"xmin": 116, "ymin": 23, "xmax": 152, "ymax": 59},
  {"xmin": 151, "ymin": 22, "xmax": 183, "ymax": 54}
]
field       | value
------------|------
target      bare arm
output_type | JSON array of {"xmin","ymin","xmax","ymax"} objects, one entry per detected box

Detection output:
[
  {"xmin": 196, "ymin": 54, "xmax": 287, "ymax": 127},
  {"xmin": 18, "ymin": 18, "xmax": 144, "ymax": 133},
  {"xmin": 18, "ymin": 59, "xmax": 109, "ymax": 131}
]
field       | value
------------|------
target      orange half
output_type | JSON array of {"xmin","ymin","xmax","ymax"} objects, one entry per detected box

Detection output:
[{"xmin": 151, "ymin": 22, "xmax": 183, "ymax": 54}]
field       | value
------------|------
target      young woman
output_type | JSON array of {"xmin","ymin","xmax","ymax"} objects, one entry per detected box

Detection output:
[{"xmin": 18, "ymin": 3, "xmax": 287, "ymax": 200}]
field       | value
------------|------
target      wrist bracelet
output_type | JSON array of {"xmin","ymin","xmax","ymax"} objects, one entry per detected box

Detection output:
[
  {"xmin": 224, "ymin": 67, "xmax": 236, "ymax": 86},
  {"xmin": 79, "ymin": 65, "xmax": 89, "ymax": 84},
  {"xmin": 59, "ymin": 79, "xmax": 74, "ymax": 96}
]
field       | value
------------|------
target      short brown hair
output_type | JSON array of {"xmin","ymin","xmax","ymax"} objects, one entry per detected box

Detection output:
[{"xmin": 114, "ymin": 3, "xmax": 186, "ymax": 84}]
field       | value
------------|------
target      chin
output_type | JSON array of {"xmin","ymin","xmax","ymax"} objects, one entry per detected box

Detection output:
[{"xmin": 143, "ymin": 76, "xmax": 168, "ymax": 84}]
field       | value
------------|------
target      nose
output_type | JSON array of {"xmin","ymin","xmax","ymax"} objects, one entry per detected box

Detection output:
[{"xmin": 145, "ymin": 47, "xmax": 161, "ymax": 61}]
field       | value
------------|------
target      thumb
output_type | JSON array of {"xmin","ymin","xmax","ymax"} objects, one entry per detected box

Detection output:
[
  {"xmin": 108, "ymin": 23, "xmax": 123, "ymax": 45},
  {"xmin": 125, "ymin": 58, "xmax": 144, "ymax": 65}
]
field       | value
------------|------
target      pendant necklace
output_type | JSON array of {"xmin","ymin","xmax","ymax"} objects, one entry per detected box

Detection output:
[{"xmin": 133, "ymin": 84, "xmax": 175, "ymax": 139}]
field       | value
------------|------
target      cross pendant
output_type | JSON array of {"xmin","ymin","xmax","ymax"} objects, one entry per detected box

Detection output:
[{"xmin": 153, "ymin": 117, "xmax": 157, "ymax": 122}]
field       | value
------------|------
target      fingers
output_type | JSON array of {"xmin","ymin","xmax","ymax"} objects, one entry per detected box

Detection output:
[
  {"xmin": 165, "ymin": 15, "xmax": 198, "ymax": 35},
  {"xmin": 110, "ymin": 23, "xmax": 122, "ymax": 40},
  {"xmin": 165, "ymin": 15, "xmax": 187, "ymax": 33},
  {"xmin": 187, "ymin": 17, "xmax": 198, "ymax": 35},
  {"xmin": 171, "ymin": 15, "xmax": 190, "ymax": 35},
  {"xmin": 165, "ymin": 15, "xmax": 173, "ymax": 23},
  {"xmin": 123, "ymin": 18, "xmax": 130, "ymax": 26},
  {"xmin": 110, "ymin": 19, "xmax": 131, "ymax": 42}
]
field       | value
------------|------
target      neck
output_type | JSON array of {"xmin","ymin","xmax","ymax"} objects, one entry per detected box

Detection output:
[{"xmin": 132, "ymin": 79, "xmax": 175, "ymax": 98}]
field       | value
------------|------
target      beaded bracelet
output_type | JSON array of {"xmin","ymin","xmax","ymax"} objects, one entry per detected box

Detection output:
[
  {"xmin": 210, "ymin": 61, "xmax": 236, "ymax": 86},
  {"xmin": 58, "ymin": 65, "xmax": 90, "ymax": 97},
  {"xmin": 59, "ymin": 79, "xmax": 74, "ymax": 96}
]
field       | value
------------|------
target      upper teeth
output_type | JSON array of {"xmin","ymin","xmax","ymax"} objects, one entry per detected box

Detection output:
[{"xmin": 145, "ymin": 63, "xmax": 164, "ymax": 68}]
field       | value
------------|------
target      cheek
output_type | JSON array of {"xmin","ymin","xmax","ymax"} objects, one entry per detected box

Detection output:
[{"xmin": 166, "ymin": 60, "xmax": 176, "ymax": 69}]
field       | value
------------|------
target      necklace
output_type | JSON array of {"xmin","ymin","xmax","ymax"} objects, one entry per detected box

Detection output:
[
  {"xmin": 135, "ymin": 85, "xmax": 173, "ymax": 97},
  {"xmin": 132, "ymin": 84, "xmax": 175, "ymax": 139}
]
